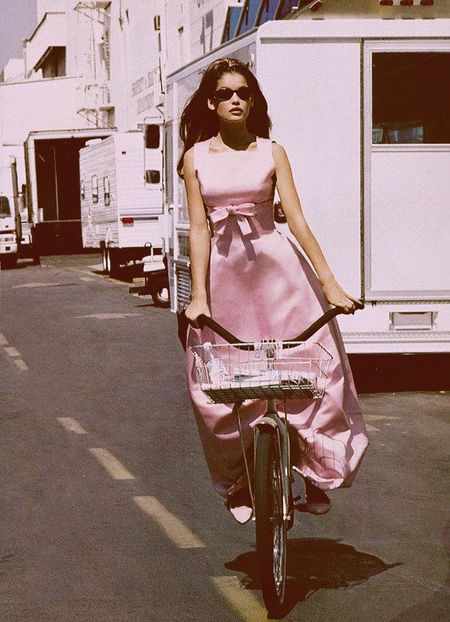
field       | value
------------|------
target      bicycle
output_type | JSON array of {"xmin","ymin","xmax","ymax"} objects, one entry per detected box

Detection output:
[{"xmin": 191, "ymin": 302, "xmax": 363, "ymax": 615}]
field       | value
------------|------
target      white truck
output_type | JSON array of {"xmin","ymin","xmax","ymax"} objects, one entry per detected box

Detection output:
[
  {"xmin": 164, "ymin": 17, "xmax": 450, "ymax": 354},
  {"xmin": 0, "ymin": 157, "xmax": 25, "ymax": 267},
  {"xmin": 79, "ymin": 130, "xmax": 165, "ymax": 274}
]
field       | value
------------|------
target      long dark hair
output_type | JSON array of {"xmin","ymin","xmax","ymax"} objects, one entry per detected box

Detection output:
[{"xmin": 176, "ymin": 57, "xmax": 272, "ymax": 177}]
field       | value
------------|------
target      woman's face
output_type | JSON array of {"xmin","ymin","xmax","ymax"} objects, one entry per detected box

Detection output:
[{"xmin": 207, "ymin": 72, "xmax": 253, "ymax": 125}]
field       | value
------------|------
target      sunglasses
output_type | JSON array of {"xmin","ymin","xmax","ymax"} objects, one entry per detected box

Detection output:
[{"xmin": 213, "ymin": 86, "xmax": 252, "ymax": 102}]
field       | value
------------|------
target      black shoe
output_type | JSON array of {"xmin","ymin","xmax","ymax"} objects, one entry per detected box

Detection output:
[{"xmin": 296, "ymin": 480, "xmax": 331, "ymax": 515}]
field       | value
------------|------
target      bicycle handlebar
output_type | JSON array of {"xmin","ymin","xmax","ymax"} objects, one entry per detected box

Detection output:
[{"xmin": 195, "ymin": 300, "xmax": 364, "ymax": 349}]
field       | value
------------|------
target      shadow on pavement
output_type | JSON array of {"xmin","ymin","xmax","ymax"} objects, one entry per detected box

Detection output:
[{"xmin": 225, "ymin": 537, "xmax": 400, "ymax": 618}]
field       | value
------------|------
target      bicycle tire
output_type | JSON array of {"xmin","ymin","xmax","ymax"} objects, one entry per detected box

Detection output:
[{"xmin": 255, "ymin": 428, "xmax": 287, "ymax": 613}]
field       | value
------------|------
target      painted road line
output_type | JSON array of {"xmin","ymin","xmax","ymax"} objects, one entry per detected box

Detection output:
[
  {"xmin": 4, "ymin": 346, "xmax": 21, "ymax": 357},
  {"xmin": 211, "ymin": 576, "xmax": 271, "ymax": 622},
  {"xmin": 133, "ymin": 496, "xmax": 206, "ymax": 549},
  {"xmin": 57, "ymin": 417, "xmax": 88, "ymax": 435},
  {"xmin": 0, "ymin": 334, "xmax": 8, "ymax": 346},
  {"xmin": 366, "ymin": 423, "xmax": 379, "ymax": 433},
  {"xmin": 14, "ymin": 359, "xmax": 29, "ymax": 371},
  {"xmin": 73, "ymin": 313, "xmax": 142, "ymax": 320},
  {"xmin": 79, "ymin": 276, "xmax": 95, "ymax": 282},
  {"xmin": 12, "ymin": 282, "xmax": 66, "ymax": 288},
  {"xmin": 89, "ymin": 448, "xmax": 135, "ymax": 480},
  {"xmin": 365, "ymin": 414, "xmax": 401, "ymax": 422}
]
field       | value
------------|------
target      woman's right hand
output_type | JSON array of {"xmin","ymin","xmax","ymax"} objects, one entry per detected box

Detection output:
[{"xmin": 185, "ymin": 297, "xmax": 211, "ymax": 328}]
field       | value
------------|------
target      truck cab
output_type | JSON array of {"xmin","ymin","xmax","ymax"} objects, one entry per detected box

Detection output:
[{"xmin": 0, "ymin": 195, "xmax": 20, "ymax": 267}]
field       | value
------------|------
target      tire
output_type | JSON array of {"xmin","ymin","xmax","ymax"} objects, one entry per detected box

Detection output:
[
  {"xmin": 254, "ymin": 428, "xmax": 287, "ymax": 615},
  {"xmin": 105, "ymin": 248, "xmax": 111, "ymax": 275},
  {"xmin": 101, "ymin": 247, "xmax": 108, "ymax": 273},
  {"xmin": 151, "ymin": 286, "xmax": 170, "ymax": 308}
]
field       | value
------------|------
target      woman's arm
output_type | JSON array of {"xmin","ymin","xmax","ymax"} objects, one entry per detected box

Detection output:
[
  {"xmin": 272, "ymin": 142, "xmax": 359, "ymax": 313},
  {"xmin": 183, "ymin": 147, "xmax": 211, "ymax": 322}
]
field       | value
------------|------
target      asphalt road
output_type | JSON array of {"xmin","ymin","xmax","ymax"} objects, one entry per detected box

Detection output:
[{"xmin": 1, "ymin": 255, "xmax": 448, "ymax": 622}]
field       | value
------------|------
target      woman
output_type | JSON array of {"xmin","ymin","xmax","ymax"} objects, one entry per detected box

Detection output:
[{"xmin": 180, "ymin": 58, "xmax": 368, "ymax": 524}]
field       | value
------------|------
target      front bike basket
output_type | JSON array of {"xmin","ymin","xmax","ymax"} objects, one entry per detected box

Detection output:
[{"xmin": 192, "ymin": 341, "xmax": 332, "ymax": 404}]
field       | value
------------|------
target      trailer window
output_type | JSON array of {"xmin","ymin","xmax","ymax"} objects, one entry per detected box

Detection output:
[
  {"xmin": 256, "ymin": 0, "xmax": 279, "ymax": 26},
  {"xmin": 236, "ymin": 0, "xmax": 260, "ymax": 37},
  {"xmin": 0, "ymin": 196, "xmax": 11, "ymax": 217},
  {"xmin": 92, "ymin": 175, "xmax": 99, "ymax": 203},
  {"xmin": 221, "ymin": 5, "xmax": 242, "ymax": 43},
  {"xmin": 103, "ymin": 177, "xmax": 110, "ymax": 206},
  {"xmin": 145, "ymin": 124, "xmax": 160, "ymax": 149},
  {"xmin": 372, "ymin": 52, "xmax": 450, "ymax": 144}
]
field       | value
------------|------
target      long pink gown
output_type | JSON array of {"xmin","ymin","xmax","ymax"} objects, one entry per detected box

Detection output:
[{"xmin": 186, "ymin": 136, "xmax": 368, "ymax": 499}]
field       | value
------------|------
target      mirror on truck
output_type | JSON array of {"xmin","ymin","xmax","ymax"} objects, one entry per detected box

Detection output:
[
  {"xmin": 92, "ymin": 175, "xmax": 99, "ymax": 203},
  {"xmin": 144, "ymin": 124, "xmax": 160, "ymax": 149},
  {"xmin": 103, "ymin": 176, "xmax": 110, "ymax": 206}
]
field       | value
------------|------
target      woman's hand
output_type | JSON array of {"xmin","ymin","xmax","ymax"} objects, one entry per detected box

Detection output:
[
  {"xmin": 321, "ymin": 278, "xmax": 360, "ymax": 314},
  {"xmin": 185, "ymin": 297, "xmax": 211, "ymax": 327}
]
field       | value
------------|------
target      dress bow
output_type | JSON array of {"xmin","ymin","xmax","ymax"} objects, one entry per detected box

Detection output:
[{"xmin": 209, "ymin": 202, "xmax": 258, "ymax": 237}]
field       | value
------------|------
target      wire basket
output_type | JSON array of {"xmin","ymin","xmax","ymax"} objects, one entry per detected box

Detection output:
[{"xmin": 192, "ymin": 341, "xmax": 332, "ymax": 404}]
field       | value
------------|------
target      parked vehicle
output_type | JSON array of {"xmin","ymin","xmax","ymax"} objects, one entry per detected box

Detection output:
[
  {"xmin": 0, "ymin": 156, "xmax": 26, "ymax": 267},
  {"xmin": 79, "ymin": 131, "xmax": 164, "ymax": 275},
  {"xmin": 163, "ymin": 17, "xmax": 450, "ymax": 354},
  {"xmin": 0, "ymin": 195, "xmax": 19, "ymax": 267},
  {"xmin": 24, "ymin": 128, "xmax": 111, "ymax": 255}
]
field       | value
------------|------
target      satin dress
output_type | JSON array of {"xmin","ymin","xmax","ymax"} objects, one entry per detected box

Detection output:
[{"xmin": 186, "ymin": 136, "xmax": 368, "ymax": 500}]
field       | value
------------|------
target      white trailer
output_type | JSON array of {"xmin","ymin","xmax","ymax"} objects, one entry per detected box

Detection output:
[
  {"xmin": 79, "ymin": 131, "xmax": 164, "ymax": 273},
  {"xmin": 165, "ymin": 17, "xmax": 450, "ymax": 354}
]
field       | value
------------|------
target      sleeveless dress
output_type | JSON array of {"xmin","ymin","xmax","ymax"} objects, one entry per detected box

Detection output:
[{"xmin": 186, "ymin": 136, "xmax": 368, "ymax": 500}]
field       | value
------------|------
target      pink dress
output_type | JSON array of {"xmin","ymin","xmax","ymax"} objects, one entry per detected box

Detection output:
[{"xmin": 186, "ymin": 136, "xmax": 368, "ymax": 499}]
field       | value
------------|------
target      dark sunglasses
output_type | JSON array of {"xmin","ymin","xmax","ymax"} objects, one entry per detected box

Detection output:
[{"xmin": 213, "ymin": 86, "xmax": 252, "ymax": 102}]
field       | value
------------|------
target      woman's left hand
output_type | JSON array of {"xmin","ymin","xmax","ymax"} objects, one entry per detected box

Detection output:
[{"xmin": 321, "ymin": 278, "xmax": 360, "ymax": 314}]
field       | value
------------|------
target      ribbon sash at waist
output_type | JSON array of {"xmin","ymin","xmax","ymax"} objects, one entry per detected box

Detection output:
[{"xmin": 207, "ymin": 198, "xmax": 273, "ymax": 237}]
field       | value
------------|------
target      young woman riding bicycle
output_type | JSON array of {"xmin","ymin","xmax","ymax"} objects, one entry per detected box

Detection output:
[{"xmin": 179, "ymin": 57, "xmax": 368, "ymax": 524}]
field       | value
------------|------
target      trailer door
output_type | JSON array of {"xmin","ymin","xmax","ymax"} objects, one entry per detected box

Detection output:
[{"xmin": 364, "ymin": 40, "xmax": 450, "ymax": 301}]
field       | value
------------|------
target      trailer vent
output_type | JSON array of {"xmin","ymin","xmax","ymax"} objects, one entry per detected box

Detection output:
[
  {"xmin": 389, "ymin": 311, "xmax": 437, "ymax": 331},
  {"xmin": 176, "ymin": 264, "xmax": 191, "ymax": 311}
]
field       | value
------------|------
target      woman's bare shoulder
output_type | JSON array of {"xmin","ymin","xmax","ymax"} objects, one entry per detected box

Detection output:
[
  {"xmin": 271, "ymin": 141, "xmax": 289, "ymax": 165},
  {"xmin": 183, "ymin": 146, "xmax": 196, "ymax": 176}
]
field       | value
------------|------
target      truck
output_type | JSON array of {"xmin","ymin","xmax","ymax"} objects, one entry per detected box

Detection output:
[
  {"xmin": 24, "ymin": 128, "xmax": 112, "ymax": 256},
  {"xmin": 79, "ymin": 130, "xmax": 165, "ymax": 275},
  {"xmin": 164, "ymin": 17, "xmax": 450, "ymax": 354},
  {"xmin": 0, "ymin": 156, "xmax": 25, "ymax": 267}
]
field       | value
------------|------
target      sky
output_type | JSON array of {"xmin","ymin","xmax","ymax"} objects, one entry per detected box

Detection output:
[{"xmin": 0, "ymin": 0, "xmax": 37, "ymax": 71}]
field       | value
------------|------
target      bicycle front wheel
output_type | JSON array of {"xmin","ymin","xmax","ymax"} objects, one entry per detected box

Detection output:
[{"xmin": 255, "ymin": 428, "xmax": 287, "ymax": 613}]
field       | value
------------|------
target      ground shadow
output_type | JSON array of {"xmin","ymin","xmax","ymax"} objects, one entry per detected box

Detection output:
[
  {"xmin": 225, "ymin": 537, "xmax": 400, "ymax": 618},
  {"xmin": 92, "ymin": 263, "xmax": 142, "ymax": 283}
]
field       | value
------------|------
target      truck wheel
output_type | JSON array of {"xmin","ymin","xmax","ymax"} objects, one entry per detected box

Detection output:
[
  {"xmin": 105, "ymin": 248, "xmax": 112, "ymax": 275},
  {"xmin": 101, "ymin": 247, "xmax": 108, "ymax": 273},
  {"xmin": 152, "ymin": 286, "xmax": 170, "ymax": 308}
]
